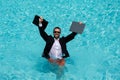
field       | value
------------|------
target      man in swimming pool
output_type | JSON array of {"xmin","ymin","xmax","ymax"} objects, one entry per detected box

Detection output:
[{"xmin": 38, "ymin": 16, "xmax": 82, "ymax": 66}]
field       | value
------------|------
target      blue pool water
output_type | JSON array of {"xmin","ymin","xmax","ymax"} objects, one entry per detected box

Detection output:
[{"xmin": 0, "ymin": 0, "xmax": 120, "ymax": 80}]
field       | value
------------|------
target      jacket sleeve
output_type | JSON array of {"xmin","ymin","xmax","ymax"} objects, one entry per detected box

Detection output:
[
  {"xmin": 38, "ymin": 19, "xmax": 49, "ymax": 42},
  {"xmin": 64, "ymin": 32, "xmax": 77, "ymax": 43}
]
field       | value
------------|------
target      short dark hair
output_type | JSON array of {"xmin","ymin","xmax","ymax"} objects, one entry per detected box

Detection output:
[{"xmin": 53, "ymin": 27, "xmax": 61, "ymax": 33}]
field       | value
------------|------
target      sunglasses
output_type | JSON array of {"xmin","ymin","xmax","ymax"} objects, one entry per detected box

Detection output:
[{"xmin": 54, "ymin": 31, "xmax": 61, "ymax": 33}]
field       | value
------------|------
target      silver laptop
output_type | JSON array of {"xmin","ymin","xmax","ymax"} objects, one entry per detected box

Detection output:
[{"xmin": 70, "ymin": 21, "xmax": 85, "ymax": 34}]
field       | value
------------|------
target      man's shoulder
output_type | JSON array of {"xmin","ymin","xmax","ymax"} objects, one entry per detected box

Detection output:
[
  {"xmin": 60, "ymin": 36, "xmax": 65, "ymax": 40},
  {"xmin": 48, "ymin": 35, "xmax": 54, "ymax": 39}
]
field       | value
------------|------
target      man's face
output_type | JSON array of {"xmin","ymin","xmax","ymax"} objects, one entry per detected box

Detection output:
[{"xmin": 54, "ymin": 28, "xmax": 61, "ymax": 39}]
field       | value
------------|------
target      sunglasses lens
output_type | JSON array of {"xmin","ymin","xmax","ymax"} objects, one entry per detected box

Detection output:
[{"xmin": 54, "ymin": 31, "xmax": 60, "ymax": 33}]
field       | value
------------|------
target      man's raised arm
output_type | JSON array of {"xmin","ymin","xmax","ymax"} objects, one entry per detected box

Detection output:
[{"xmin": 38, "ymin": 17, "xmax": 49, "ymax": 42}]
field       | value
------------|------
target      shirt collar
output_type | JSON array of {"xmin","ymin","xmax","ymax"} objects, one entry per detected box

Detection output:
[{"xmin": 54, "ymin": 38, "xmax": 59, "ymax": 40}]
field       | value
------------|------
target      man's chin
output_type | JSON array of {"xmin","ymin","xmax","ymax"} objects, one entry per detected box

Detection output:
[{"xmin": 54, "ymin": 36, "xmax": 59, "ymax": 39}]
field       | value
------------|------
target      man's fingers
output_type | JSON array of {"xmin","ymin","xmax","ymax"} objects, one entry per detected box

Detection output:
[{"xmin": 40, "ymin": 16, "xmax": 43, "ymax": 19}]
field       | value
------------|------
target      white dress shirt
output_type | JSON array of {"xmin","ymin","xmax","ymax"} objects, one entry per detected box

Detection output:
[{"xmin": 49, "ymin": 38, "xmax": 62, "ymax": 59}]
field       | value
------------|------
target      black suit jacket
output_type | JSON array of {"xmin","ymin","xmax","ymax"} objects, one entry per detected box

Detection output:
[{"xmin": 38, "ymin": 19, "xmax": 77, "ymax": 59}]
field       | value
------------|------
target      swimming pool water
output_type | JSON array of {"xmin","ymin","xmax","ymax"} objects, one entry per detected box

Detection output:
[{"xmin": 0, "ymin": 0, "xmax": 120, "ymax": 80}]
